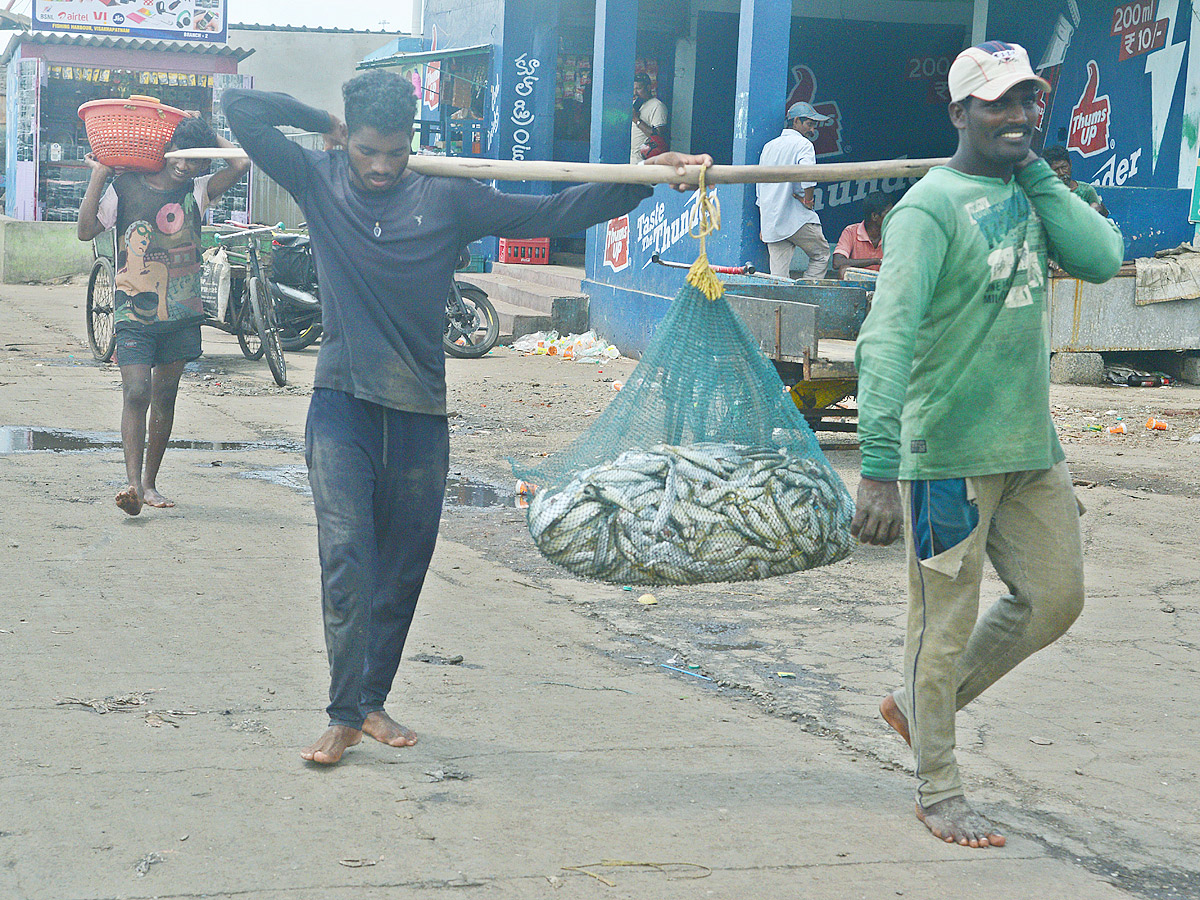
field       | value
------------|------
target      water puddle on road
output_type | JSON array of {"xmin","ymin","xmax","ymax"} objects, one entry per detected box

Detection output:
[
  {"xmin": 237, "ymin": 465, "xmax": 510, "ymax": 509},
  {"xmin": 444, "ymin": 475, "xmax": 508, "ymax": 508},
  {"xmin": 239, "ymin": 465, "xmax": 311, "ymax": 495},
  {"xmin": 0, "ymin": 426, "xmax": 301, "ymax": 455}
]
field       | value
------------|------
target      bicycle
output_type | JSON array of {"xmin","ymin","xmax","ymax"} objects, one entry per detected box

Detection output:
[
  {"xmin": 85, "ymin": 229, "xmax": 118, "ymax": 362},
  {"xmin": 214, "ymin": 223, "xmax": 288, "ymax": 386}
]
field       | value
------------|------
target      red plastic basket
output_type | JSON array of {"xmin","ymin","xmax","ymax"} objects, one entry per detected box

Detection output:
[
  {"xmin": 78, "ymin": 95, "xmax": 186, "ymax": 172},
  {"xmin": 498, "ymin": 237, "xmax": 549, "ymax": 265}
]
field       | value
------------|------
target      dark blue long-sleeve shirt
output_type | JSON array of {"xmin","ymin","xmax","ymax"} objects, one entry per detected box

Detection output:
[{"xmin": 223, "ymin": 88, "xmax": 651, "ymax": 416}]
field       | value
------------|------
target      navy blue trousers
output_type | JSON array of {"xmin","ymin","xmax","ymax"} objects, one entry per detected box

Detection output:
[{"xmin": 305, "ymin": 388, "xmax": 449, "ymax": 728}]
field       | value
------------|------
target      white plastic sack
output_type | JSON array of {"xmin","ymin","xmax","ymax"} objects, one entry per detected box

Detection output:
[{"xmin": 202, "ymin": 246, "xmax": 232, "ymax": 322}]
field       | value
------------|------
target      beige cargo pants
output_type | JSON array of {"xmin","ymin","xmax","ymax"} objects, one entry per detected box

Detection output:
[
  {"xmin": 891, "ymin": 462, "xmax": 1085, "ymax": 808},
  {"xmin": 766, "ymin": 222, "xmax": 830, "ymax": 279}
]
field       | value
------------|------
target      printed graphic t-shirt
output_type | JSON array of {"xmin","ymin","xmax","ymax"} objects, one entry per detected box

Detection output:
[
  {"xmin": 98, "ymin": 173, "xmax": 213, "ymax": 331},
  {"xmin": 854, "ymin": 161, "xmax": 1124, "ymax": 481}
]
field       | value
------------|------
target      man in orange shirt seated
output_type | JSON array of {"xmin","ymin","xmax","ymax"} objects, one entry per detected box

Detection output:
[{"xmin": 831, "ymin": 191, "xmax": 895, "ymax": 277}]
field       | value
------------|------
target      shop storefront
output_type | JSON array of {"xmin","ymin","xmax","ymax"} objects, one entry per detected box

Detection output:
[
  {"xmin": 358, "ymin": 43, "xmax": 492, "ymax": 158},
  {"xmin": 553, "ymin": 46, "xmax": 670, "ymax": 163},
  {"xmin": 3, "ymin": 33, "xmax": 253, "ymax": 223},
  {"xmin": 411, "ymin": 0, "xmax": 1197, "ymax": 355}
]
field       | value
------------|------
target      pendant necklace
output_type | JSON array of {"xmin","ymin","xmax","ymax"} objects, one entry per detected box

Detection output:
[{"xmin": 373, "ymin": 221, "xmax": 382, "ymax": 239}]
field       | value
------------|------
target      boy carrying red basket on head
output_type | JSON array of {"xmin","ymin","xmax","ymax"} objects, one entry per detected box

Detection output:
[{"xmin": 77, "ymin": 113, "xmax": 249, "ymax": 516}]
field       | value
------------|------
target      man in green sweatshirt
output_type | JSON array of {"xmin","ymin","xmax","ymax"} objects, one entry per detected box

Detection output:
[{"xmin": 851, "ymin": 42, "xmax": 1124, "ymax": 848}]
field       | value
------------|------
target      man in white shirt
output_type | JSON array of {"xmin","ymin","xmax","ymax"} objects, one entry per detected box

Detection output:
[
  {"xmin": 631, "ymin": 72, "xmax": 668, "ymax": 164},
  {"xmin": 756, "ymin": 102, "xmax": 832, "ymax": 278}
]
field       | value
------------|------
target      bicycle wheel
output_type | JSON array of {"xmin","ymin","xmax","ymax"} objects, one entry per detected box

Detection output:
[
  {"xmin": 235, "ymin": 288, "xmax": 264, "ymax": 360},
  {"xmin": 253, "ymin": 275, "xmax": 287, "ymax": 386},
  {"xmin": 443, "ymin": 283, "xmax": 500, "ymax": 359},
  {"xmin": 86, "ymin": 257, "xmax": 117, "ymax": 362}
]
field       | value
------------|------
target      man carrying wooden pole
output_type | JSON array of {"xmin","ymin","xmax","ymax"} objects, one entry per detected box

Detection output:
[
  {"xmin": 218, "ymin": 71, "xmax": 710, "ymax": 766},
  {"xmin": 850, "ymin": 41, "xmax": 1124, "ymax": 848}
]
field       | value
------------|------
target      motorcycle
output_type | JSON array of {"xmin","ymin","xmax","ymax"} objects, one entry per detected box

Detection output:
[
  {"xmin": 444, "ymin": 249, "xmax": 500, "ymax": 359},
  {"xmin": 267, "ymin": 232, "xmax": 323, "ymax": 351},
  {"xmin": 263, "ymin": 236, "xmax": 498, "ymax": 359}
]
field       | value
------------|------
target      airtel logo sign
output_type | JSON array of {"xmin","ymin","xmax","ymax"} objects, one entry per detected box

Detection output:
[{"xmin": 1067, "ymin": 60, "xmax": 1111, "ymax": 158}]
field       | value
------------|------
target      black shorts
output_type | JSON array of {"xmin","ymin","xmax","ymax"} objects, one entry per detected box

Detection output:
[{"xmin": 114, "ymin": 323, "xmax": 202, "ymax": 368}]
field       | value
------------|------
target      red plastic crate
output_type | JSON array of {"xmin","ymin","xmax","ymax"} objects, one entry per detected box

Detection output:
[{"xmin": 498, "ymin": 237, "xmax": 549, "ymax": 265}]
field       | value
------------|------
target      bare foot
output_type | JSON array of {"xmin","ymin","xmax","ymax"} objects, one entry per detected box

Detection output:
[
  {"xmin": 115, "ymin": 485, "xmax": 142, "ymax": 516},
  {"xmin": 916, "ymin": 796, "xmax": 1007, "ymax": 848},
  {"xmin": 880, "ymin": 694, "xmax": 911, "ymax": 746},
  {"xmin": 142, "ymin": 486, "xmax": 175, "ymax": 508},
  {"xmin": 300, "ymin": 725, "xmax": 362, "ymax": 765},
  {"xmin": 362, "ymin": 710, "xmax": 418, "ymax": 747}
]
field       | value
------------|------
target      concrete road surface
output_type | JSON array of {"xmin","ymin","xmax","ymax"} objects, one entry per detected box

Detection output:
[{"xmin": 0, "ymin": 282, "xmax": 1195, "ymax": 899}]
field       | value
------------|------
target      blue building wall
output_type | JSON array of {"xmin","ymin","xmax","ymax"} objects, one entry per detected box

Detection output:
[
  {"xmin": 494, "ymin": 0, "xmax": 560, "ymax": 196},
  {"xmin": 691, "ymin": 11, "xmax": 966, "ymax": 242},
  {"xmin": 989, "ymin": 0, "xmax": 1195, "ymax": 191},
  {"xmin": 424, "ymin": 0, "xmax": 505, "ymax": 52},
  {"xmin": 989, "ymin": 0, "xmax": 1196, "ymax": 262},
  {"xmin": 1102, "ymin": 186, "xmax": 1194, "ymax": 258},
  {"xmin": 584, "ymin": 184, "xmax": 747, "ymax": 352},
  {"xmin": 586, "ymin": 7, "xmax": 968, "ymax": 356},
  {"xmin": 423, "ymin": 1, "xmax": 1191, "ymax": 356}
]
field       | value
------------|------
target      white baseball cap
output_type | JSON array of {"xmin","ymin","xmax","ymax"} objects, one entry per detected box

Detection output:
[
  {"xmin": 947, "ymin": 41, "xmax": 1051, "ymax": 104},
  {"xmin": 786, "ymin": 101, "xmax": 831, "ymax": 123}
]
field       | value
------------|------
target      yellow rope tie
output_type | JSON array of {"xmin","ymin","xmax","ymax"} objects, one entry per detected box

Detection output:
[{"xmin": 685, "ymin": 164, "xmax": 724, "ymax": 301}]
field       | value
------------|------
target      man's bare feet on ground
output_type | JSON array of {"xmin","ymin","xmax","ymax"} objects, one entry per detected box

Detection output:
[
  {"xmin": 300, "ymin": 725, "xmax": 362, "ymax": 765},
  {"xmin": 916, "ymin": 796, "xmax": 1007, "ymax": 848},
  {"xmin": 115, "ymin": 485, "xmax": 142, "ymax": 516},
  {"xmin": 880, "ymin": 694, "xmax": 911, "ymax": 746},
  {"xmin": 141, "ymin": 486, "xmax": 175, "ymax": 508},
  {"xmin": 362, "ymin": 710, "xmax": 417, "ymax": 747}
]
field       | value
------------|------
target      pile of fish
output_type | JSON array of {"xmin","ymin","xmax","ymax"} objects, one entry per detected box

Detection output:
[{"xmin": 527, "ymin": 442, "xmax": 854, "ymax": 585}]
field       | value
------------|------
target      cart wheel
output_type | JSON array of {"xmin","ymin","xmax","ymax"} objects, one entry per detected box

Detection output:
[{"xmin": 86, "ymin": 257, "xmax": 117, "ymax": 362}]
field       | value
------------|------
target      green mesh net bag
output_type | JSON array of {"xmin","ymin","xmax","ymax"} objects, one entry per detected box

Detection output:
[{"xmin": 513, "ymin": 181, "xmax": 854, "ymax": 585}]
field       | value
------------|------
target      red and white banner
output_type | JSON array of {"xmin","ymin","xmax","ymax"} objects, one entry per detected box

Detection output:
[
  {"xmin": 1112, "ymin": 0, "xmax": 1169, "ymax": 61},
  {"xmin": 603, "ymin": 216, "xmax": 630, "ymax": 273},
  {"xmin": 1067, "ymin": 60, "xmax": 1111, "ymax": 158}
]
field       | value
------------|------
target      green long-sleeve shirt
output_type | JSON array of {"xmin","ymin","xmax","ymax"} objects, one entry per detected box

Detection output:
[
  {"xmin": 1072, "ymin": 181, "xmax": 1103, "ymax": 207},
  {"xmin": 854, "ymin": 159, "xmax": 1124, "ymax": 481}
]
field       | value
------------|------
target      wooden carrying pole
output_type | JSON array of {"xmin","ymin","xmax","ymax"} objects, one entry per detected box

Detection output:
[{"xmin": 164, "ymin": 147, "xmax": 946, "ymax": 186}]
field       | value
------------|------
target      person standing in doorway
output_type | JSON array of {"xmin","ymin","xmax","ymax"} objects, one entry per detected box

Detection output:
[
  {"xmin": 631, "ymin": 72, "xmax": 668, "ymax": 163},
  {"xmin": 851, "ymin": 41, "xmax": 1123, "ymax": 848},
  {"xmin": 756, "ymin": 102, "xmax": 832, "ymax": 279},
  {"xmin": 77, "ymin": 116, "xmax": 249, "ymax": 515},
  {"xmin": 223, "ymin": 72, "xmax": 711, "ymax": 766}
]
